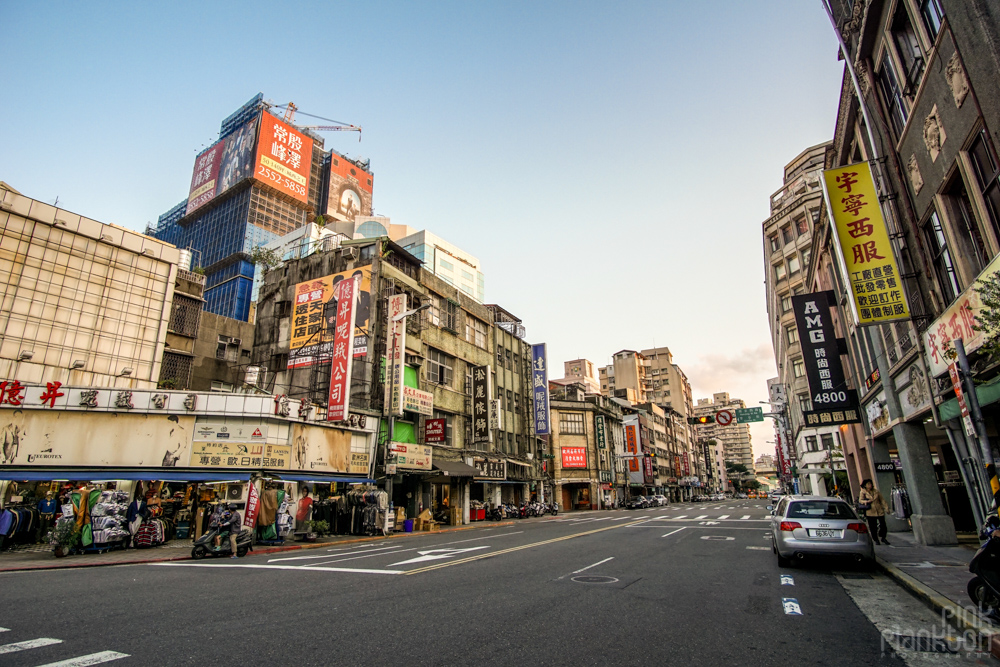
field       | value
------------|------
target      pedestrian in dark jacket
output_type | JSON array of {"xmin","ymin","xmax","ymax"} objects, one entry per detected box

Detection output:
[{"xmin": 859, "ymin": 479, "xmax": 890, "ymax": 545}]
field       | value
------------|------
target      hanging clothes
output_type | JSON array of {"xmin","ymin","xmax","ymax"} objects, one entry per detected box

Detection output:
[{"xmin": 258, "ymin": 488, "xmax": 278, "ymax": 527}]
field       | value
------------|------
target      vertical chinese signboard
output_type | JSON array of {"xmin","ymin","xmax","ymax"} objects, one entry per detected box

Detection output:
[
  {"xmin": 792, "ymin": 291, "xmax": 859, "ymax": 423},
  {"xmin": 822, "ymin": 161, "xmax": 910, "ymax": 325},
  {"xmin": 531, "ymin": 344, "xmax": 550, "ymax": 435},
  {"xmin": 624, "ymin": 419, "xmax": 643, "ymax": 485},
  {"xmin": 254, "ymin": 112, "xmax": 314, "ymax": 205},
  {"xmin": 385, "ymin": 294, "xmax": 407, "ymax": 416},
  {"xmin": 947, "ymin": 363, "xmax": 976, "ymax": 437},
  {"xmin": 595, "ymin": 416, "xmax": 607, "ymax": 449},
  {"xmin": 185, "ymin": 142, "xmax": 224, "ymax": 215},
  {"xmin": 327, "ymin": 276, "xmax": 359, "ymax": 422},
  {"xmin": 471, "ymin": 365, "xmax": 492, "ymax": 445}
]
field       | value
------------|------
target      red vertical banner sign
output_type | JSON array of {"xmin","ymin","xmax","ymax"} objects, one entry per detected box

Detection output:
[
  {"xmin": 385, "ymin": 294, "xmax": 408, "ymax": 416},
  {"xmin": 244, "ymin": 481, "xmax": 261, "ymax": 530},
  {"xmin": 327, "ymin": 276, "xmax": 359, "ymax": 421},
  {"xmin": 948, "ymin": 362, "xmax": 976, "ymax": 437}
]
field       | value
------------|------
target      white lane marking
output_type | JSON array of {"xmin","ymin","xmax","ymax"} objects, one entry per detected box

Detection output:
[
  {"xmin": 304, "ymin": 548, "xmax": 414, "ymax": 567},
  {"xmin": 0, "ymin": 628, "xmax": 8, "ymax": 633},
  {"xmin": 694, "ymin": 515, "xmax": 708, "ymax": 520},
  {"xmin": 269, "ymin": 544, "xmax": 406, "ymax": 563},
  {"xmin": 573, "ymin": 557, "xmax": 614, "ymax": 574},
  {"xmin": 701, "ymin": 536, "xmax": 735, "ymax": 541},
  {"xmin": 389, "ymin": 546, "xmax": 490, "ymax": 567},
  {"xmin": 661, "ymin": 527, "xmax": 685, "ymax": 538},
  {"xmin": 154, "ymin": 562, "xmax": 402, "ymax": 574},
  {"xmin": 741, "ymin": 515, "xmax": 751, "ymax": 520},
  {"xmin": 673, "ymin": 515, "xmax": 687, "ymax": 520},
  {"xmin": 612, "ymin": 517, "xmax": 631, "ymax": 521},
  {"xmin": 435, "ymin": 531, "xmax": 523, "ymax": 546},
  {"xmin": 0, "ymin": 638, "xmax": 63, "ymax": 654},
  {"xmin": 746, "ymin": 546, "xmax": 769, "ymax": 550},
  {"xmin": 782, "ymin": 598, "xmax": 803, "ymax": 615},
  {"xmin": 34, "ymin": 651, "xmax": 131, "ymax": 666},
  {"xmin": 718, "ymin": 515, "xmax": 730, "ymax": 520},
  {"xmin": 781, "ymin": 575, "xmax": 795, "ymax": 585}
]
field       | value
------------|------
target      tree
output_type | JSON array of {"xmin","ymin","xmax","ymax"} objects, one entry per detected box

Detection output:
[
  {"xmin": 247, "ymin": 246, "xmax": 282, "ymax": 274},
  {"xmin": 725, "ymin": 462, "xmax": 749, "ymax": 475},
  {"xmin": 974, "ymin": 271, "xmax": 1000, "ymax": 361}
]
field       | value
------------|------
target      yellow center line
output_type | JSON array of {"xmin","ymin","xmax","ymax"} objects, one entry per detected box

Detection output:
[{"xmin": 403, "ymin": 520, "xmax": 648, "ymax": 575}]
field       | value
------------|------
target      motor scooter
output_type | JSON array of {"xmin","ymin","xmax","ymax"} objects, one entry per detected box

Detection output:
[
  {"xmin": 968, "ymin": 515, "xmax": 1000, "ymax": 618},
  {"xmin": 191, "ymin": 527, "xmax": 253, "ymax": 559}
]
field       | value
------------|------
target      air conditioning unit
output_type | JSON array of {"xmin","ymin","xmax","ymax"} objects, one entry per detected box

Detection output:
[
  {"xmin": 224, "ymin": 483, "xmax": 248, "ymax": 504},
  {"xmin": 342, "ymin": 246, "xmax": 359, "ymax": 260}
]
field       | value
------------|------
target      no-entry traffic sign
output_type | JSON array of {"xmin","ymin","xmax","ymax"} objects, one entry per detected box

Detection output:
[{"xmin": 715, "ymin": 410, "xmax": 734, "ymax": 426}]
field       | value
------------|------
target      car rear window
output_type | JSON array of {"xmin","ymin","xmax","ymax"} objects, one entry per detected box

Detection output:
[{"xmin": 787, "ymin": 501, "xmax": 857, "ymax": 520}]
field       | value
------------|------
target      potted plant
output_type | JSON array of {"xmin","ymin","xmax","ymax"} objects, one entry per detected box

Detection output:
[{"xmin": 48, "ymin": 520, "xmax": 81, "ymax": 558}]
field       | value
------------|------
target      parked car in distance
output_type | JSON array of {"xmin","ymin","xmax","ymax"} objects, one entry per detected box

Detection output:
[
  {"xmin": 769, "ymin": 495, "xmax": 874, "ymax": 568},
  {"xmin": 626, "ymin": 496, "xmax": 647, "ymax": 510},
  {"xmin": 651, "ymin": 494, "xmax": 669, "ymax": 507}
]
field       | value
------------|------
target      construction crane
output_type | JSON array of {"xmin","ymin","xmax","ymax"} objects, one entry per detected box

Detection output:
[{"xmin": 272, "ymin": 101, "xmax": 362, "ymax": 141}]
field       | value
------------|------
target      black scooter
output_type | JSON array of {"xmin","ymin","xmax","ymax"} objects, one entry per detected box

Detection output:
[
  {"xmin": 968, "ymin": 516, "xmax": 1000, "ymax": 617},
  {"xmin": 191, "ymin": 528, "xmax": 253, "ymax": 559}
]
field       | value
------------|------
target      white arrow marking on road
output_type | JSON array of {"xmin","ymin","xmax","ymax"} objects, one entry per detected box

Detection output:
[
  {"xmin": 389, "ymin": 546, "xmax": 489, "ymax": 566},
  {"xmin": 673, "ymin": 515, "xmax": 687, "ymax": 520},
  {"xmin": 782, "ymin": 598, "xmax": 803, "ymax": 615},
  {"xmin": 781, "ymin": 575, "xmax": 795, "ymax": 586},
  {"xmin": 0, "ymin": 628, "xmax": 8, "ymax": 633}
]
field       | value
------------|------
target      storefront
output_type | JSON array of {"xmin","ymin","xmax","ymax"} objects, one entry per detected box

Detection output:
[
  {"xmin": 426, "ymin": 459, "xmax": 478, "ymax": 526},
  {"xmin": 0, "ymin": 385, "xmax": 378, "ymax": 555}
]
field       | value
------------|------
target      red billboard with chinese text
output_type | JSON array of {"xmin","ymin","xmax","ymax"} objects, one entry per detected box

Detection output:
[
  {"xmin": 425, "ymin": 418, "xmax": 446, "ymax": 444},
  {"xmin": 255, "ymin": 112, "xmax": 313, "ymax": 205},
  {"xmin": 561, "ymin": 446, "xmax": 587, "ymax": 469},
  {"xmin": 327, "ymin": 276, "xmax": 359, "ymax": 421}
]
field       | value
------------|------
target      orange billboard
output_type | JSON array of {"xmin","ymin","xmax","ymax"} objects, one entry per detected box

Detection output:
[
  {"xmin": 254, "ymin": 112, "xmax": 313, "ymax": 204},
  {"xmin": 326, "ymin": 153, "xmax": 373, "ymax": 222}
]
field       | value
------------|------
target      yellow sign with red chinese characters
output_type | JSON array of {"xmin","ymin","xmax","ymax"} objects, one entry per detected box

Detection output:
[{"xmin": 822, "ymin": 161, "xmax": 910, "ymax": 325}]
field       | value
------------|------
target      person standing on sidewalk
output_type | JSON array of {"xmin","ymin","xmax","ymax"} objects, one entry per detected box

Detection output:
[{"xmin": 859, "ymin": 479, "xmax": 890, "ymax": 545}]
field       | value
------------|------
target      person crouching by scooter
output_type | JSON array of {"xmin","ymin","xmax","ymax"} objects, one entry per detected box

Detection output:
[{"xmin": 214, "ymin": 506, "xmax": 242, "ymax": 558}]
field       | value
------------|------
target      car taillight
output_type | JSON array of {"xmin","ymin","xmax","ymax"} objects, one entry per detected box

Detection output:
[
  {"xmin": 779, "ymin": 521, "xmax": 801, "ymax": 532},
  {"xmin": 847, "ymin": 522, "xmax": 868, "ymax": 534}
]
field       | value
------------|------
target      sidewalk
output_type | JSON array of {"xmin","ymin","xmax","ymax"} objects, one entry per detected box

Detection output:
[
  {"xmin": 874, "ymin": 530, "xmax": 1000, "ymax": 656},
  {"xmin": 0, "ymin": 519, "xmax": 516, "ymax": 573}
]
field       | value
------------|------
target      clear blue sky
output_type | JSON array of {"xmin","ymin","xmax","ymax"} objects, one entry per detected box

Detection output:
[{"xmin": 1, "ymin": 1, "xmax": 844, "ymax": 457}]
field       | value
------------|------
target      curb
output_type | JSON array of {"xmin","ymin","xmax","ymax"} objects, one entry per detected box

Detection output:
[
  {"xmin": 875, "ymin": 555, "xmax": 1000, "ymax": 658},
  {"xmin": 0, "ymin": 521, "xmax": 517, "ymax": 574}
]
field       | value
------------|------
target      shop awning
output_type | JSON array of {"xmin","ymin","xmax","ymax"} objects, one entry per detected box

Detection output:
[
  {"xmin": 431, "ymin": 460, "xmax": 479, "ymax": 477},
  {"xmin": 272, "ymin": 473, "xmax": 376, "ymax": 484},
  {"xmin": 938, "ymin": 373, "xmax": 1000, "ymax": 421},
  {"xmin": 0, "ymin": 469, "xmax": 252, "ymax": 482}
]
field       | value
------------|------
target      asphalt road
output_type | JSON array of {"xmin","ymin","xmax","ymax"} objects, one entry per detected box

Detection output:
[{"xmin": 0, "ymin": 500, "xmax": 991, "ymax": 666}]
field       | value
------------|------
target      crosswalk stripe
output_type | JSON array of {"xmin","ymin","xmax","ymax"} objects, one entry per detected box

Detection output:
[
  {"xmin": 0, "ymin": 628, "xmax": 9, "ymax": 633},
  {"xmin": 34, "ymin": 651, "xmax": 131, "ymax": 667},
  {"xmin": 718, "ymin": 515, "xmax": 729, "ymax": 520},
  {"xmin": 694, "ymin": 515, "xmax": 707, "ymax": 520},
  {"xmin": 0, "ymin": 638, "xmax": 63, "ymax": 654},
  {"xmin": 674, "ymin": 515, "xmax": 687, "ymax": 520},
  {"xmin": 741, "ymin": 515, "xmax": 751, "ymax": 520}
]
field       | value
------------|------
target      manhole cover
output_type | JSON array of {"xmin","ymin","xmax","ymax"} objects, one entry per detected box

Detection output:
[{"xmin": 571, "ymin": 575, "xmax": 619, "ymax": 584}]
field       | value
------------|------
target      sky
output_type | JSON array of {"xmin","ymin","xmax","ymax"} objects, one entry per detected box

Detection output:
[{"xmin": 0, "ymin": 2, "xmax": 844, "ymax": 459}]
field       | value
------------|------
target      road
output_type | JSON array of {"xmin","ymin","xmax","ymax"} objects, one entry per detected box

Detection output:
[{"xmin": 0, "ymin": 500, "xmax": 993, "ymax": 666}]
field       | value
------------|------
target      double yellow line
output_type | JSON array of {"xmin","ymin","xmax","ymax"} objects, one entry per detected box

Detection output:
[{"xmin": 404, "ymin": 519, "xmax": 647, "ymax": 576}]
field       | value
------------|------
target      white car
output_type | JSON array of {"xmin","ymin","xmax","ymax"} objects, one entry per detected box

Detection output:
[{"xmin": 651, "ymin": 494, "xmax": 668, "ymax": 506}]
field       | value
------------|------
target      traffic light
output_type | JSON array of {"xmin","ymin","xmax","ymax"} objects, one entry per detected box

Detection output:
[{"xmin": 687, "ymin": 415, "xmax": 714, "ymax": 425}]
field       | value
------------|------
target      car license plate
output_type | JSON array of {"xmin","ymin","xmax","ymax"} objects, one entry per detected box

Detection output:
[{"xmin": 808, "ymin": 529, "xmax": 842, "ymax": 538}]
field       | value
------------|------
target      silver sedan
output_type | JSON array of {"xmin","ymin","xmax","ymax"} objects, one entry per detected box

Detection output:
[{"xmin": 769, "ymin": 495, "xmax": 875, "ymax": 567}]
